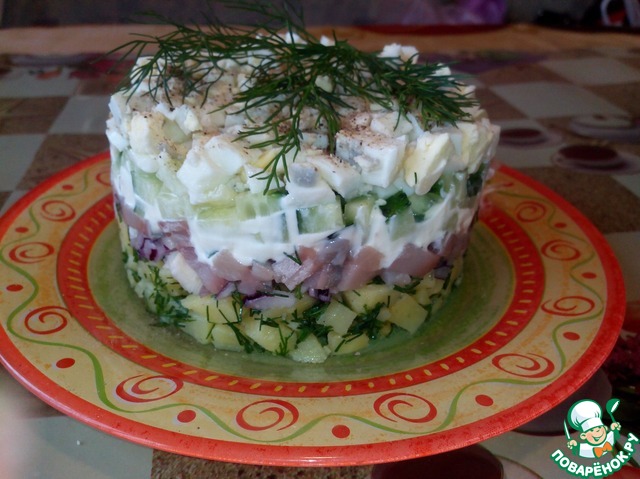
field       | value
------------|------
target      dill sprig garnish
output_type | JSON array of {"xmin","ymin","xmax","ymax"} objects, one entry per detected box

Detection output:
[{"xmin": 110, "ymin": 0, "xmax": 476, "ymax": 192}]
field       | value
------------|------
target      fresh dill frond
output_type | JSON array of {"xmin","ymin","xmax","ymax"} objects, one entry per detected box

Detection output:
[
  {"xmin": 147, "ymin": 265, "xmax": 190, "ymax": 328},
  {"xmin": 291, "ymin": 302, "xmax": 331, "ymax": 344},
  {"xmin": 393, "ymin": 278, "xmax": 422, "ymax": 295},
  {"xmin": 109, "ymin": 0, "xmax": 476, "ymax": 192},
  {"xmin": 379, "ymin": 191, "xmax": 411, "ymax": 220},
  {"xmin": 348, "ymin": 302, "xmax": 385, "ymax": 340}
]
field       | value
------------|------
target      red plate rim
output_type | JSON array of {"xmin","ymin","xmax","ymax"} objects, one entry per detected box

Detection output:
[{"xmin": 0, "ymin": 152, "xmax": 626, "ymax": 466}]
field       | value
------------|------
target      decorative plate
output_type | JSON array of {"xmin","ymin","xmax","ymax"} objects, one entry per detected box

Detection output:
[{"xmin": 0, "ymin": 153, "xmax": 625, "ymax": 466}]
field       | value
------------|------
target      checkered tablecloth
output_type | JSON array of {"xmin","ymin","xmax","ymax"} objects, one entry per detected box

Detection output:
[{"xmin": 1, "ymin": 27, "xmax": 639, "ymax": 479}]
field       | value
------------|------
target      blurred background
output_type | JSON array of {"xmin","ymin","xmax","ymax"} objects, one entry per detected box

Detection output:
[{"xmin": 0, "ymin": 0, "xmax": 638, "ymax": 29}]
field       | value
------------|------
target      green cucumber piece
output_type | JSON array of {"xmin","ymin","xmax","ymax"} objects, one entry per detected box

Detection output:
[
  {"xmin": 344, "ymin": 195, "xmax": 376, "ymax": 226},
  {"xmin": 388, "ymin": 208, "xmax": 415, "ymax": 239},
  {"xmin": 296, "ymin": 199, "xmax": 344, "ymax": 234},
  {"xmin": 255, "ymin": 212, "xmax": 288, "ymax": 243},
  {"xmin": 236, "ymin": 192, "xmax": 283, "ymax": 220},
  {"xmin": 156, "ymin": 189, "xmax": 191, "ymax": 219},
  {"xmin": 195, "ymin": 203, "xmax": 237, "ymax": 228},
  {"xmin": 131, "ymin": 168, "xmax": 162, "ymax": 204},
  {"xmin": 409, "ymin": 192, "xmax": 441, "ymax": 222}
]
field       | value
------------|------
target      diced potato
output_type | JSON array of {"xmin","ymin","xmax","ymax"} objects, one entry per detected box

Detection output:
[
  {"xmin": 414, "ymin": 271, "xmax": 445, "ymax": 306},
  {"xmin": 377, "ymin": 306, "xmax": 392, "ymax": 323},
  {"xmin": 327, "ymin": 331, "xmax": 370, "ymax": 354},
  {"xmin": 414, "ymin": 289, "xmax": 434, "ymax": 307},
  {"xmin": 288, "ymin": 334, "xmax": 330, "ymax": 363},
  {"xmin": 378, "ymin": 321, "xmax": 393, "ymax": 337},
  {"xmin": 417, "ymin": 271, "xmax": 437, "ymax": 291},
  {"xmin": 180, "ymin": 295, "xmax": 239, "ymax": 324},
  {"xmin": 210, "ymin": 324, "xmax": 245, "ymax": 352},
  {"xmin": 387, "ymin": 293, "xmax": 427, "ymax": 334},
  {"xmin": 181, "ymin": 316, "xmax": 214, "ymax": 344},
  {"xmin": 342, "ymin": 284, "xmax": 395, "ymax": 314},
  {"xmin": 242, "ymin": 317, "xmax": 296, "ymax": 354},
  {"xmin": 318, "ymin": 301, "xmax": 357, "ymax": 335},
  {"xmin": 293, "ymin": 295, "xmax": 320, "ymax": 315},
  {"xmin": 449, "ymin": 257, "xmax": 464, "ymax": 286}
]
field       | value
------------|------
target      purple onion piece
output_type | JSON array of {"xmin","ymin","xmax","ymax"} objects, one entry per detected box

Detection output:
[
  {"xmin": 136, "ymin": 236, "xmax": 169, "ymax": 262},
  {"xmin": 434, "ymin": 265, "xmax": 452, "ymax": 280},
  {"xmin": 309, "ymin": 289, "xmax": 332, "ymax": 302},
  {"xmin": 244, "ymin": 292, "xmax": 297, "ymax": 310}
]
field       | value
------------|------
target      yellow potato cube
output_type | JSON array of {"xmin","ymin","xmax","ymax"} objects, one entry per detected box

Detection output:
[
  {"xmin": 327, "ymin": 331, "xmax": 370, "ymax": 354},
  {"xmin": 342, "ymin": 284, "xmax": 395, "ymax": 314},
  {"xmin": 288, "ymin": 334, "xmax": 330, "ymax": 363},
  {"xmin": 181, "ymin": 316, "xmax": 214, "ymax": 344},
  {"xmin": 180, "ymin": 295, "xmax": 239, "ymax": 324},
  {"xmin": 210, "ymin": 324, "xmax": 245, "ymax": 352},
  {"xmin": 242, "ymin": 317, "xmax": 296, "ymax": 354},
  {"xmin": 318, "ymin": 301, "xmax": 357, "ymax": 335},
  {"xmin": 387, "ymin": 293, "xmax": 427, "ymax": 334}
]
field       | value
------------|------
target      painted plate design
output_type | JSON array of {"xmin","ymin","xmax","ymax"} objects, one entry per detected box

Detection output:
[{"xmin": 0, "ymin": 153, "xmax": 625, "ymax": 466}]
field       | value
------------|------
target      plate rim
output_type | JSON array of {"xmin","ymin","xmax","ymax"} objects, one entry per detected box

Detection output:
[{"xmin": 0, "ymin": 152, "xmax": 626, "ymax": 466}]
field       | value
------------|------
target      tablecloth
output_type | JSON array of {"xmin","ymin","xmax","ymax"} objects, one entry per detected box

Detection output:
[{"xmin": 1, "ymin": 23, "xmax": 639, "ymax": 478}]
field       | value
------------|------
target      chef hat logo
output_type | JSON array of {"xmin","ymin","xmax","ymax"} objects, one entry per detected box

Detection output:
[{"xmin": 568, "ymin": 399, "xmax": 605, "ymax": 433}]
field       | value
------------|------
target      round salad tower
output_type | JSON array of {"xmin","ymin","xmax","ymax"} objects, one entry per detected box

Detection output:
[{"xmin": 106, "ymin": 7, "xmax": 499, "ymax": 363}]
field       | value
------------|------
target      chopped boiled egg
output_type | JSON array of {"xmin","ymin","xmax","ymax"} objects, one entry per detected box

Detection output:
[{"xmin": 404, "ymin": 131, "xmax": 455, "ymax": 195}]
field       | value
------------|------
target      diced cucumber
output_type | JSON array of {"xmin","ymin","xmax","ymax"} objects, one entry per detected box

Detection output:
[
  {"xmin": 409, "ymin": 192, "xmax": 441, "ymax": 221},
  {"xmin": 156, "ymin": 189, "xmax": 191, "ymax": 219},
  {"xmin": 445, "ymin": 210, "xmax": 460, "ymax": 231},
  {"xmin": 431, "ymin": 172, "xmax": 454, "ymax": 197},
  {"xmin": 131, "ymin": 167, "xmax": 163, "ymax": 204},
  {"xmin": 253, "ymin": 212, "xmax": 288, "ymax": 243},
  {"xmin": 388, "ymin": 208, "xmax": 415, "ymax": 239},
  {"xmin": 195, "ymin": 202, "xmax": 237, "ymax": 228},
  {"xmin": 235, "ymin": 191, "xmax": 283, "ymax": 220},
  {"xmin": 344, "ymin": 195, "xmax": 376, "ymax": 226},
  {"xmin": 130, "ymin": 163, "xmax": 191, "ymax": 219},
  {"xmin": 296, "ymin": 199, "xmax": 344, "ymax": 234}
]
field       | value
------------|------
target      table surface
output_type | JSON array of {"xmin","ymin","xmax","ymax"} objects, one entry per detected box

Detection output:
[{"xmin": 0, "ymin": 23, "xmax": 639, "ymax": 479}]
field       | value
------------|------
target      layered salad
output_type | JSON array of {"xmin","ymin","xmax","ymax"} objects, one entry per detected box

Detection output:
[{"xmin": 106, "ymin": 7, "xmax": 499, "ymax": 362}]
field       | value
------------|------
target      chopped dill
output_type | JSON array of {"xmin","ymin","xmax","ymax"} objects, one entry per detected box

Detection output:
[
  {"xmin": 284, "ymin": 250, "xmax": 302, "ymax": 265},
  {"xmin": 147, "ymin": 265, "xmax": 190, "ymax": 328},
  {"xmin": 291, "ymin": 302, "xmax": 331, "ymax": 344},
  {"xmin": 348, "ymin": 302, "xmax": 385, "ymax": 340},
  {"xmin": 394, "ymin": 278, "xmax": 422, "ymax": 295},
  {"xmin": 224, "ymin": 318, "xmax": 264, "ymax": 354},
  {"xmin": 379, "ymin": 191, "xmax": 411, "ymax": 220},
  {"xmin": 466, "ymin": 164, "xmax": 486, "ymax": 197}
]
